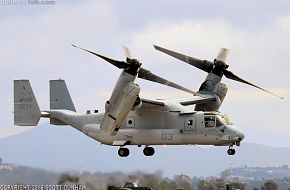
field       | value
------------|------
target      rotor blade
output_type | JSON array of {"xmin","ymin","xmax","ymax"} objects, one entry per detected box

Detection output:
[
  {"xmin": 138, "ymin": 67, "xmax": 200, "ymax": 95},
  {"xmin": 216, "ymin": 48, "xmax": 229, "ymax": 62},
  {"xmin": 154, "ymin": 45, "xmax": 214, "ymax": 73},
  {"xmin": 223, "ymin": 70, "xmax": 284, "ymax": 99},
  {"xmin": 122, "ymin": 46, "xmax": 132, "ymax": 59},
  {"xmin": 72, "ymin": 44, "xmax": 127, "ymax": 69}
]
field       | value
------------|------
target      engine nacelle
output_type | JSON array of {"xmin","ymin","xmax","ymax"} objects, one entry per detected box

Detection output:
[
  {"xmin": 195, "ymin": 83, "xmax": 228, "ymax": 111},
  {"xmin": 212, "ymin": 82, "xmax": 228, "ymax": 103},
  {"xmin": 101, "ymin": 81, "xmax": 140, "ymax": 135}
]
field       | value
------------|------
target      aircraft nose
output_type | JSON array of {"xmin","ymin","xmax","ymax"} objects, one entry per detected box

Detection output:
[
  {"xmin": 238, "ymin": 132, "xmax": 245, "ymax": 140},
  {"xmin": 232, "ymin": 126, "xmax": 245, "ymax": 140}
]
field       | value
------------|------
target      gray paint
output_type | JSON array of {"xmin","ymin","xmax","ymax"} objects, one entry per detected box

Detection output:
[
  {"xmin": 13, "ymin": 76, "xmax": 245, "ymax": 156},
  {"xmin": 50, "ymin": 80, "xmax": 76, "ymax": 112},
  {"xmin": 14, "ymin": 80, "xmax": 41, "ymax": 126}
]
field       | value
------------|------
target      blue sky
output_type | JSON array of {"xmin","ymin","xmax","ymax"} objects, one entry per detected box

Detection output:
[{"xmin": 0, "ymin": 0, "xmax": 289, "ymax": 148}]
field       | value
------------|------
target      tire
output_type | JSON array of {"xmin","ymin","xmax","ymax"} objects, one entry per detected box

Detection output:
[
  {"xmin": 227, "ymin": 149, "xmax": 235, "ymax": 155},
  {"xmin": 118, "ymin": 148, "xmax": 129, "ymax": 157},
  {"xmin": 143, "ymin": 147, "xmax": 155, "ymax": 156}
]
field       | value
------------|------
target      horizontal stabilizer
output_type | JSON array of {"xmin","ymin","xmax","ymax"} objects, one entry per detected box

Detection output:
[{"xmin": 14, "ymin": 80, "xmax": 41, "ymax": 126}]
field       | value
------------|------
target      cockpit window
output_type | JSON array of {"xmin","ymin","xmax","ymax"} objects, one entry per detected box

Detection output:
[
  {"xmin": 204, "ymin": 115, "xmax": 225, "ymax": 128},
  {"xmin": 220, "ymin": 114, "xmax": 232, "ymax": 125},
  {"xmin": 216, "ymin": 118, "xmax": 223, "ymax": 127},
  {"xmin": 204, "ymin": 113, "xmax": 232, "ymax": 128},
  {"xmin": 205, "ymin": 116, "xmax": 216, "ymax": 128}
]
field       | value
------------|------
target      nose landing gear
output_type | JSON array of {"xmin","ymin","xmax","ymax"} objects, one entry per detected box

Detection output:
[{"xmin": 227, "ymin": 145, "xmax": 236, "ymax": 155}]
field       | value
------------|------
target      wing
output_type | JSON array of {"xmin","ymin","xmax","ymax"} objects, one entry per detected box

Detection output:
[
  {"xmin": 140, "ymin": 94, "xmax": 215, "ymax": 108},
  {"xmin": 173, "ymin": 94, "xmax": 216, "ymax": 106},
  {"xmin": 141, "ymin": 98, "xmax": 164, "ymax": 106},
  {"xmin": 139, "ymin": 98, "xmax": 165, "ymax": 111}
]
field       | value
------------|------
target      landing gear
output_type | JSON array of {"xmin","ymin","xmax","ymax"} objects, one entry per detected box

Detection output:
[
  {"xmin": 118, "ymin": 147, "xmax": 130, "ymax": 157},
  {"xmin": 227, "ymin": 145, "xmax": 236, "ymax": 155},
  {"xmin": 143, "ymin": 146, "xmax": 155, "ymax": 156}
]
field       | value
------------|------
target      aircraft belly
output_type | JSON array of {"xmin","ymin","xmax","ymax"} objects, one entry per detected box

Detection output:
[
  {"xmin": 82, "ymin": 125, "xmax": 232, "ymax": 146},
  {"xmin": 116, "ymin": 131, "xmax": 225, "ymax": 146},
  {"xmin": 114, "ymin": 129, "xmax": 183, "ymax": 145}
]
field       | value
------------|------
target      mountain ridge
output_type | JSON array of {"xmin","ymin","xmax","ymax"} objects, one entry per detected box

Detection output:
[{"xmin": 1, "ymin": 123, "xmax": 290, "ymax": 177}]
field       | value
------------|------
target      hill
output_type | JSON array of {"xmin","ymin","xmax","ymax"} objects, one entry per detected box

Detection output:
[
  {"xmin": 0, "ymin": 163, "xmax": 59, "ymax": 184},
  {"xmin": 1, "ymin": 163, "xmax": 290, "ymax": 190}
]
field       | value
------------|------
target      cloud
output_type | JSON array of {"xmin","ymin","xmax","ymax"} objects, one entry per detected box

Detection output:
[
  {"xmin": 129, "ymin": 16, "xmax": 290, "ymax": 75},
  {"xmin": 0, "ymin": 0, "xmax": 121, "ymax": 136},
  {"xmin": 0, "ymin": 1, "xmax": 289, "ymax": 148},
  {"xmin": 126, "ymin": 16, "xmax": 290, "ymax": 144}
]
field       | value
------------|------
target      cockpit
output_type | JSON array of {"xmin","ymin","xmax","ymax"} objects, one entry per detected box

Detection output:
[{"xmin": 204, "ymin": 112, "xmax": 232, "ymax": 128}]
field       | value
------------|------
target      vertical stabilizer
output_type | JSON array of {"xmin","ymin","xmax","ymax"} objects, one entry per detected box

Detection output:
[
  {"xmin": 50, "ymin": 80, "xmax": 76, "ymax": 111},
  {"xmin": 14, "ymin": 80, "xmax": 41, "ymax": 126}
]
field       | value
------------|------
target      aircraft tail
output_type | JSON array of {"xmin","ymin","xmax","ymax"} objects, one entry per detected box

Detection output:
[
  {"xmin": 50, "ymin": 80, "xmax": 76, "ymax": 125},
  {"xmin": 14, "ymin": 80, "xmax": 41, "ymax": 126},
  {"xmin": 50, "ymin": 80, "xmax": 76, "ymax": 111}
]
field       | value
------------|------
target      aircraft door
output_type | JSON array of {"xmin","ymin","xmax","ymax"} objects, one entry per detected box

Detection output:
[{"xmin": 184, "ymin": 117, "xmax": 196, "ymax": 133}]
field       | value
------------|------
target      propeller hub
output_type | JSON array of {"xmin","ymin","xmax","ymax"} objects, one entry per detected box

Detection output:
[
  {"xmin": 125, "ymin": 58, "xmax": 142, "ymax": 76},
  {"xmin": 211, "ymin": 60, "xmax": 229, "ymax": 77},
  {"xmin": 214, "ymin": 60, "xmax": 228, "ymax": 69},
  {"xmin": 128, "ymin": 58, "xmax": 142, "ymax": 68}
]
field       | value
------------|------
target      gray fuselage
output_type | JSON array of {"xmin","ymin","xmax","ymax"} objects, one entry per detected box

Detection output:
[{"xmin": 46, "ymin": 101, "xmax": 245, "ymax": 147}]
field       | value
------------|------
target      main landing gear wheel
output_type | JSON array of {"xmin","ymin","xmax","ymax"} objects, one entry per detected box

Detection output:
[
  {"xmin": 143, "ymin": 146, "xmax": 155, "ymax": 156},
  {"xmin": 227, "ymin": 145, "xmax": 236, "ymax": 155},
  {"xmin": 118, "ymin": 147, "xmax": 129, "ymax": 157}
]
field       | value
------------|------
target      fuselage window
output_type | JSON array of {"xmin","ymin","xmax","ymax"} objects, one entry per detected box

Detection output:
[
  {"xmin": 205, "ymin": 116, "xmax": 216, "ymax": 128},
  {"xmin": 187, "ymin": 119, "xmax": 193, "ymax": 126}
]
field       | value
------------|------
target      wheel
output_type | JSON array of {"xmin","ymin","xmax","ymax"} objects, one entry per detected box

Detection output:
[
  {"xmin": 143, "ymin": 146, "xmax": 155, "ymax": 156},
  {"xmin": 231, "ymin": 149, "xmax": 236, "ymax": 155},
  {"xmin": 118, "ymin": 148, "xmax": 129, "ymax": 157},
  {"xmin": 227, "ymin": 148, "xmax": 236, "ymax": 155},
  {"xmin": 148, "ymin": 147, "xmax": 155, "ymax": 156}
]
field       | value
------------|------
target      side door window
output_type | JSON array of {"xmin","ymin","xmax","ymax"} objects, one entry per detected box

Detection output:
[{"xmin": 184, "ymin": 117, "xmax": 196, "ymax": 131}]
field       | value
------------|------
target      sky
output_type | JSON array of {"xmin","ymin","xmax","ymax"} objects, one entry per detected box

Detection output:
[{"xmin": 0, "ymin": 0, "xmax": 289, "ymax": 149}]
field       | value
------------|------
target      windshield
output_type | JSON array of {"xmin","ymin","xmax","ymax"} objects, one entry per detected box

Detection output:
[
  {"xmin": 219, "ymin": 114, "xmax": 232, "ymax": 125},
  {"xmin": 204, "ymin": 114, "xmax": 232, "ymax": 128}
]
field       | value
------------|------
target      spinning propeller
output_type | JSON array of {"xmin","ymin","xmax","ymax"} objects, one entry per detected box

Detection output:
[
  {"xmin": 72, "ymin": 44, "xmax": 199, "ymax": 95},
  {"xmin": 154, "ymin": 45, "xmax": 283, "ymax": 99}
]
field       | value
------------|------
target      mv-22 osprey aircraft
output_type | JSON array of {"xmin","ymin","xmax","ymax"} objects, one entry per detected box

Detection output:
[{"xmin": 14, "ymin": 44, "xmax": 283, "ymax": 157}]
